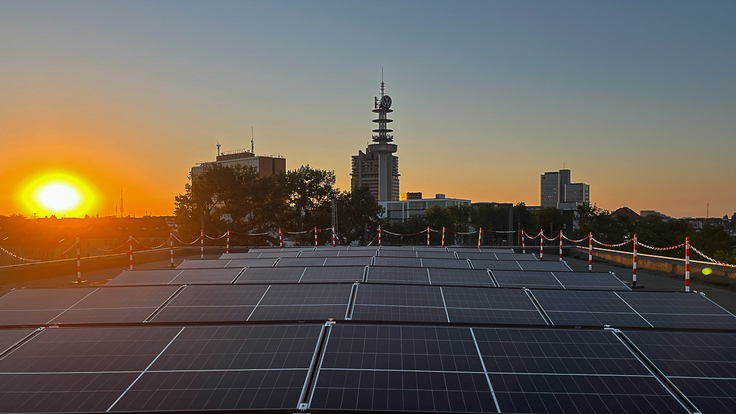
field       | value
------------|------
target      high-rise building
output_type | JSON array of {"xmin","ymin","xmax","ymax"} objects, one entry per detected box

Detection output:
[
  {"xmin": 351, "ymin": 80, "xmax": 399, "ymax": 201},
  {"xmin": 540, "ymin": 168, "xmax": 589, "ymax": 209}
]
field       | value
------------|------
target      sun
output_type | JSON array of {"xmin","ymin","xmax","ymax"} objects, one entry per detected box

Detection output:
[{"xmin": 22, "ymin": 172, "xmax": 96, "ymax": 217}]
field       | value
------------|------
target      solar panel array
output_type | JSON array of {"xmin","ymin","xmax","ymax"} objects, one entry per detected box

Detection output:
[{"xmin": 1, "ymin": 246, "xmax": 734, "ymax": 413}]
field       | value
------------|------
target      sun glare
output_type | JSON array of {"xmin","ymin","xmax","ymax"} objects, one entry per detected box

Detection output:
[{"xmin": 22, "ymin": 172, "xmax": 96, "ymax": 217}]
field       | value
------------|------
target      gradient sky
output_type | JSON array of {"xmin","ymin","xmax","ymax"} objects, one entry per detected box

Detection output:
[{"xmin": 1, "ymin": 1, "xmax": 734, "ymax": 219}]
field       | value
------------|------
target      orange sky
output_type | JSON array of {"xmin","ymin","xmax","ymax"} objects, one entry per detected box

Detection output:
[{"xmin": 1, "ymin": 2, "xmax": 735, "ymax": 219}]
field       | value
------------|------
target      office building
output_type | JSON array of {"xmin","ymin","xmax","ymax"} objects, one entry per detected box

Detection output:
[
  {"xmin": 540, "ymin": 168, "xmax": 590, "ymax": 209},
  {"xmin": 191, "ymin": 147, "xmax": 286, "ymax": 179},
  {"xmin": 380, "ymin": 195, "xmax": 471, "ymax": 224}
]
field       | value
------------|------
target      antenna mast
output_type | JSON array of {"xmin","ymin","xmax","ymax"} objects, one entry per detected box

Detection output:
[
  {"xmin": 120, "ymin": 189, "xmax": 124, "ymax": 218},
  {"xmin": 216, "ymin": 141, "xmax": 221, "ymax": 156},
  {"xmin": 251, "ymin": 127, "xmax": 254, "ymax": 154}
]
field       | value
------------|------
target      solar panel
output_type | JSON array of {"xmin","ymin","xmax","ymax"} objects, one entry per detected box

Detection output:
[
  {"xmin": 478, "ymin": 248, "xmax": 515, "ymax": 253},
  {"xmin": 298, "ymin": 250, "xmax": 340, "ymax": 257},
  {"xmin": 234, "ymin": 267, "xmax": 304, "ymax": 283},
  {"xmin": 0, "ymin": 288, "xmax": 97, "ymax": 326},
  {"xmin": 552, "ymin": 271, "xmax": 630, "ymax": 290},
  {"xmin": 0, "ymin": 329, "xmax": 35, "ymax": 354},
  {"xmin": 491, "ymin": 270, "xmax": 565, "ymax": 289},
  {"xmin": 625, "ymin": 331, "xmax": 736, "ymax": 414},
  {"xmin": 168, "ymin": 268, "xmax": 243, "ymax": 284},
  {"xmin": 337, "ymin": 249, "xmax": 378, "ymax": 257},
  {"xmin": 105, "ymin": 269, "xmax": 183, "ymax": 286},
  {"xmin": 366, "ymin": 267, "xmax": 430, "ymax": 285},
  {"xmin": 50, "ymin": 286, "xmax": 181, "ymax": 324},
  {"xmin": 426, "ymin": 269, "xmax": 495, "ymax": 287},
  {"xmin": 617, "ymin": 292, "xmax": 736, "ymax": 330},
  {"xmin": 495, "ymin": 253, "xmax": 537, "ymax": 261},
  {"xmin": 225, "ymin": 258, "xmax": 278, "ymax": 268},
  {"xmin": 416, "ymin": 250, "xmax": 457, "ymax": 259},
  {"xmin": 150, "ymin": 285, "xmax": 269, "ymax": 323},
  {"xmin": 519, "ymin": 260, "xmax": 573, "ymax": 272},
  {"xmin": 0, "ymin": 326, "xmax": 183, "ymax": 413},
  {"xmin": 442, "ymin": 287, "xmax": 547, "ymax": 325},
  {"xmin": 276, "ymin": 257, "xmax": 329, "ymax": 267},
  {"xmin": 220, "ymin": 251, "xmax": 301, "ymax": 259},
  {"xmin": 372, "ymin": 257, "xmax": 422, "ymax": 268},
  {"xmin": 324, "ymin": 257, "xmax": 372, "ymax": 266},
  {"xmin": 377, "ymin": 250, "xmax": 417, "ymax": 257},
  {"xmin": 530, "ymin": 290, "xmax": 652, "ymax": 327},
  {"xmin": 473, "ymin": 327, "xmax": 692, "ymax": 414},
  {"xmin": 248, "ymin": 284, "xmax": 352, "ymax": 321},
  {"xmin": 455, "ymin": 251, "xmax": 499, "ymax": 260},
  {"xmin": 351, "ymin": 284, "xmax": 448, "ymax": 322},
  {"xmin": 176, "ymin": 259, "xmax": 228, "ymax": 269},
  {"xmin": 422, "ymin": 258, "xmax": 471, "ymax": 269},
  {"xmin": 300, "ymin": 267, "xmax": 365, "ymax": 283},
  {"xmin": 309, "ymin": 325, "xmax": 497, "ymax": 412},
  {"xmin": 470, "ymin": 259, "xmax": 522, "ymax": 271},
  {"xmin": 246, "ymin": 248, "xmax": 301, "ymax": 254}
]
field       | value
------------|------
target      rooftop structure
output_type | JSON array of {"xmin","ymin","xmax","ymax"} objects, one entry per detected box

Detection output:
[{"xmin": 191, "ymin": 146, "xmax": 286, "ymax": 179}]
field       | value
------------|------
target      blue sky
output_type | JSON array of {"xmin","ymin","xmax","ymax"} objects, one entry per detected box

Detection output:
[{"xmin": 1, "ymin": 1, "xmax": 734, "ymax": 218}]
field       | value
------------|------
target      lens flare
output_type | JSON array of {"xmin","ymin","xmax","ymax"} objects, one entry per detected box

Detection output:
[{"xmin": 22, "ymin": 172, "xmax": 96, "ymax": 217}]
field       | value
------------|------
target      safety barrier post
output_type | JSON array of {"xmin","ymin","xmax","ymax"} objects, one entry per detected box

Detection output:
[
  {"xmin": 314, "ymin": 226, "xmax": 318, "ymax": 248},
  {"xmin": 477, "ymin": 227, "xmax": 482, "ymax": 249},
  {"xmin": 427, "ymin": 226, "xmax": 430, "ymax": 247},
  {"xmin": 588, "ymin": 232, "xmax": 593, "ymax": 272},
  {"xmin": 200, "ymin": 230, "xmax": 204, "ymax": 259},
  {"xmin": 522, "ymin": 229, "xmax": 526, "ymax": 254},
  {"xmin": 685, "ymin": 236, "xmax": 690, "ymax": 292},
  {"xmin": 76, "ymin": 235, "xmax": 81, "ymax": 283},
  {"xmin": 169, "ymin": 230, "xmax": 174, "ymax": 267},
  {"xmin": 226, "ymin": 229, "xmax": 230, "ymax": 254},
  {"xmin": 632, "ymin": 234, "xmax": 637, "ymax": 287},
  {"xmin": 279, "ymin": 228, "xmax": 283, "ymax": 248},
  {"xmin": 332, "ymin": 226, "xmax": 335, "ymax": 247},
  {"xmin": 378, "ymin": 225, "xmax": 382, "ymax": 247},
  {"xmin": 129, "ymin": 235, "xmax": 133, "ymax": 270},
  {"xmin": 559, "ymin": 230, "xmax": 563, "ymax": 261},
  {"xmin": 442, "ymin": 227, "xmax": 446, "ymax": 248},
  {"xmin": 540, "ymin": 229, "xmax": 544, "ymax": 260}
]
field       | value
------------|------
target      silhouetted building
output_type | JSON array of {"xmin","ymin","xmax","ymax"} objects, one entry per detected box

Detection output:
[
  {"xmin": 541, "ymin": 169, "xmax": 589, "ymax": 209},
  {"xmin": 192, "ymin": 149, "xmax": 285, "ymax": 179}
]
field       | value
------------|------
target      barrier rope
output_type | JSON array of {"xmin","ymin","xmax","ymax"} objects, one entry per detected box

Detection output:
[
  {"xmin": 637, "ymin": 241, "xmax": 685, "ymax": 251},
  {"xmin": 173, "ymin": 234, "xmax": 201, "ymax": 245},
  {"xmin": 0, "ymin": 245, "xmax": 42, "ymax": 262},
  {"xmin": 690, "ymin": 245, "xmax": 736, "ymax": 268},
  {"xmin": 592, "ymin": 237, "xmax": 634, "ymax": 248},
  {"xmin": 562, "ymin": 233, "xmax": 590, "ymax": 243},
  {"xmin": 90, "ymin": 238, "xmax": 133, "ymax": 253},
  {"xmin": 383, "ymin": 229, "xmax": 428, "ymax": 237},
  {"xmin": 132, "ymin": 237, "xmax": 170, "ymax": 250},
  {"xmin": 524, "ymin": 232, "xmax": 542, "ymax": 240},
  {"xmin": 541, "ymin": 233, "xmax": 560, "ymax": 241},
  {"xmin": 366, "ymin": 232, "xmax": 379, "ymax": 247},
  {"xmin": 204, "ymin": 232, "xmax": 228, "ymax": 240},
  {"xmin": 446, "ymin": 229, "xmax": 477, "ymax": 235}
]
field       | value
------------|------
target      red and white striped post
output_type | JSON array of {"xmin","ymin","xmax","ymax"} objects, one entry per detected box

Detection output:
[
  {"xmin": 332, "ymin": 226, "xmax": 335, "ymax": 247},
  {"xmin": 378, "ymin": 225, "xmax": 382, "ymax": 247},
  {"xmin": 128, "ymin": 235, "xmax": 133, "ymax": 270},
  {"xmin": 200, "ymin": 230, "xmax": 204, "ymax": 259},
  {"xmin": 521, "ymin": 229, "xmax": 526, "ymax": 254},
  {"xmin": 477, "ymin": 227, "xmax": 482, "ymax": 249},
  {"xmin": 559, "ymin": 230, "xmax": 563, "ymax": 261},
  {"xmin": 441, "ymin": 227, "xmax": 446, "ymax": 248},
  {"xmin": 76, "ymin": 235, "xmax": 81, "ymax": 283},
  {"xmin": 427, "ymin": 226, "xmax": 430, "ymax": 247},
  {"xmin": 169, "ymin": 230, "xmax": 174, "ymax": 267},
  {"xmin": 685, "ymin": 236, "xmax": 691, "ymax": 292},
  {"xmin": 226, "ymin": 230, "xmax": 230, "ymax": 254},
  {"xmin": 539, "ymin": 229, "xmax": 544, "ymax": 260},
  {"xmin": 632, "ymin": 234, "xmax": 638, "ymax": 287},
  {"xmin": 279, "ymin": 228, "xmax": 283, "ymax": 248},
  {"xmin": 314, "ymin": 226, "xmax": 318, "ymax": 248},
  {"xmin": 588, "ymin": 232, "xmax": 593, "ymax": 272}
]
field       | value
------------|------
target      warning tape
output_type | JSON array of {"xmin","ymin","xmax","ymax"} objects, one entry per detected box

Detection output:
[
  {"xmin": 562, "ymin": 234, "xmax": 590, "ymax": 243},
  {"xmin": 541, "ymin": 233, "xmax": 560, "ymax": 241}
]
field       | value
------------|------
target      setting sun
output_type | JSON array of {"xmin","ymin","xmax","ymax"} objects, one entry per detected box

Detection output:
[{"xmin": 21, "ymin": 172, "xmax": 97, "ymax": 217}]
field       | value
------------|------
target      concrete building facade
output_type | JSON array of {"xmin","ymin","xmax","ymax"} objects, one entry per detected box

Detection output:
[{"xmin": 380, "ymin": 196, "xmax": 471, "ymax": 224}]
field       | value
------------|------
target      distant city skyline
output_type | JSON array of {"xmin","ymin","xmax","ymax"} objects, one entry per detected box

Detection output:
[{"xmin": 1, "ymin": 1, "xmax": 734, "ymax": 219}]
